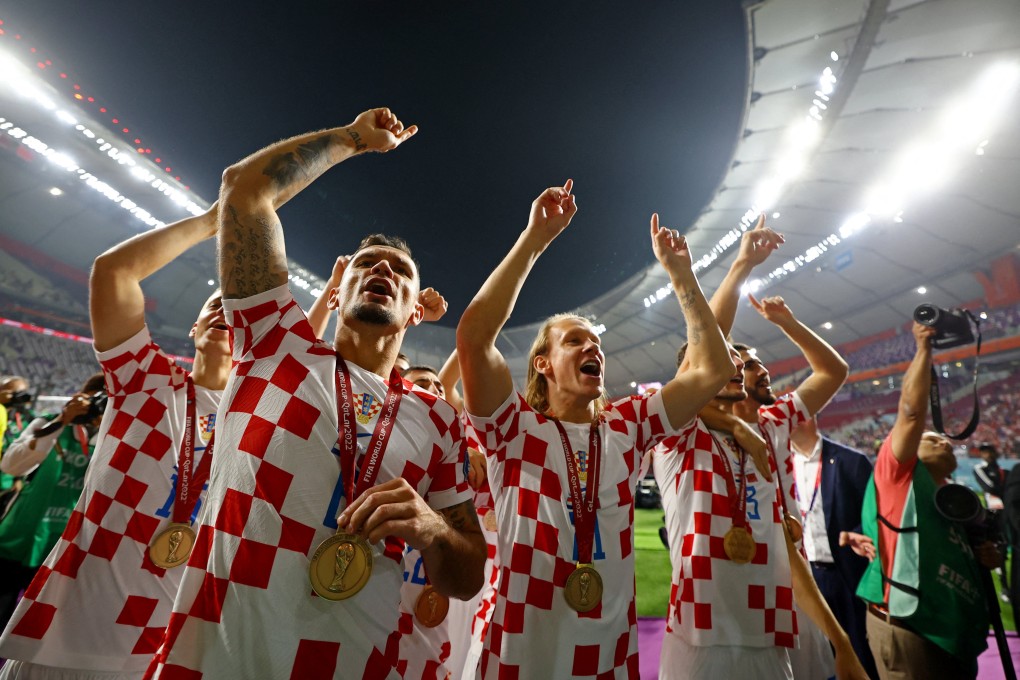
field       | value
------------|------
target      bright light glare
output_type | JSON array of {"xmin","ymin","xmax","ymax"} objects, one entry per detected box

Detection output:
[
  {"xmin": 917, "ymin": 286, "xmax": 927, "ymax": 295},
  {"xmin": 48, "ymin": 187, "xmax": 62, "ymax": 196},
  {"xmin": 823, "ymin": 322, "xmax": 833, "ymax": 329}
]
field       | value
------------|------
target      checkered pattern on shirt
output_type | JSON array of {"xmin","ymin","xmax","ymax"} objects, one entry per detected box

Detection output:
[
  {"xmin": 758, "ymin": 393, "xmax": 809, "ymax": 515},
  {"xmin": 652, "ymin": 393, "xmax": 808, "ymax": 650},
  {"xmin": 469, "ymin": 390, "xmax": 676, "ymax": 679},
  {"xmin": 146, "ymin": 284, "xmax": 470, "ymax": 680},
  {"xmin": 0, "ymin": 327, "xmax": 220, "ymax": 672},
  {"xmin": 397, "ymin": 415, "xmax": 496, "ymax": 680}
]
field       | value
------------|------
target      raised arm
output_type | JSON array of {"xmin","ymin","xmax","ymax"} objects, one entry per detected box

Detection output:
[
  {"xmin": 652, "ymin": 215, "xmax": 735, "ymax": 429},
  {"xmin": 218, "ymin": 108, "xmax": 417, "ymax": 299},
  {"xmin": 749, "ymin": 294, "xmax": 849, "ymax": 416},
  {"xmin": 306, "ymin": 255, "xmax": 350, "ymax": 339},
  {"xmin": 456, "ymin": 181, "xmax": 577, "ymax": 417},
  {"xmin": 785, "ymin": 526, "xmax": 869, "ymax": 680},
  {"xmin": 889, "ymin": 322, "xmax": 936, "ymax": 465},
  {"xmin": 90, "ymin": 202, "xmax": 218, "ymax": 351},
  {"xmin": 438, "ymin": 349, "xmax": 465, "ymax": 414},
  {"xmin": 708, "ymin": 214, "xmax": 784, "ymax": 337}
]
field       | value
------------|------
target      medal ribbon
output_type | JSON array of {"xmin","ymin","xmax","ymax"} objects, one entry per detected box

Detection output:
[
  {"xmin": 170, "ymin": 378, "xmax": 216, "ymax": 525},
  {"xmin": 335, "ymin": 353, "xmax": 404, "ymax": 503},
  {"xmin": 707, "ymin": 431, "xmax": 748, "ymax": 528},
  {"xmin": 552, "ymin": 419, "xmax": 602, "ymax": 565}
]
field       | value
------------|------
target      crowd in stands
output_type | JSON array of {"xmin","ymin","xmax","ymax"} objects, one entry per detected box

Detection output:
[
  {"xmin": 0, "ymin": 325, "xmax": 99, "ymax": 397},
  {"xmin": 0, "ymin": 251, "xmax": 85, "ymax": 317}
]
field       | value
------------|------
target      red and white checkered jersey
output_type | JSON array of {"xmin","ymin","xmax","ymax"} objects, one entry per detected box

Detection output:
[
  {"xmin": 446, "ymin": 415, "xmax": 500, "ymax": 680},
  {"xmin": 469, "ymin": 390, "xmax": 678, "ymax": 679},
  {"xmin": 652, "ymin": 393, "xmax": 809, "ymax": 649},
  {"xmin": 146, "ymin": 285, "xmax": 470, "ymax": 680},
  {"xmin": 399, "ymin": 415, "xmax": 498, "ymax": 680},
  {"xmin": 0, "ymin": 327, "xmax": 220, "ymax": 672},
  {"xmin": 758, "ymin": 393, "xmax": 809, "ymax": 513}
]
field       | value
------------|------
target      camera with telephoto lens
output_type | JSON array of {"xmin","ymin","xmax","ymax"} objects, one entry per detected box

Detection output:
[
  {"xmin": 6, "ymin": 390, "xmax": 32, "ymax": 407},
  {"xmin": 913, "ymin": 304, "xmax": 976, "ymax": 350},
  {"xmin": 934, "ymin": 483, "xmax": 1001, "ymax": 546},
  {"xmin": 71, "ymin": 391, "xmax": 108, "ymax": 425}
]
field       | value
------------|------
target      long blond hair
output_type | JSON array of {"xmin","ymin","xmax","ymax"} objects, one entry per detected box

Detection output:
[{"xmin": 524, "ymin": 313, "xmax": 609, "ymax": 418}]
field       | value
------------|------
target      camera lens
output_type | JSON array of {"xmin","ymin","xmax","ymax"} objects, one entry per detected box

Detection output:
[
  {"xmin": 935, "ymin": 484, "xmax": 981, "ymax": 523},
  {"xmin": 913, "ymin": 304, "xmax": 940, "ymax": 327}
]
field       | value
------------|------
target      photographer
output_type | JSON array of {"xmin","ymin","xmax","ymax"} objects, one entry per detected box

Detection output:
[
  {"xmin": 0, "ymin": 373, "xmax": 105, "ymax": 632},
  {"xmin": 857, "ymin": 322, "xmax": 998, "ymax": 680}
]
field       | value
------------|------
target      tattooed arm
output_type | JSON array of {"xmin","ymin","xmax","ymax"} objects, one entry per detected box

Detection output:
[
  {"xmin": 217, "ymin": 108, "xmax": 417, "ymax": 299},
  {"xmin": 651, "ymin": 215, "xmax": 734, "ymax": 429},
  {"xmin": 338, "ymin": 480, "xmax": 486, "ymax": 599}
]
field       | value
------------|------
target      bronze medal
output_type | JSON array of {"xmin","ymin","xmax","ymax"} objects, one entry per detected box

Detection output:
[
  {"xmin": 149, "ymin": 523, "xmax": 197, "ymax": 569},
  {"xmin": 783, "ymin": 512, "xmax": 803, "ymax": 544},
  {"xmin": 414, "ymin": 584, "xmax": 450, "ymax": 628},
  {"xmin": 309, "ymin": 532, "xmax": 373, "ymax": 600},
  {"xmin": 564, "ymin": 564, "xmax": 603, "ymax": 612},
  {"xmin": 482, "ymin": 509, "xmax": 497, "ymax": 533},
  {"xmin": 723, "ymin": 526, "xmax": 757, "ymax": 564}
]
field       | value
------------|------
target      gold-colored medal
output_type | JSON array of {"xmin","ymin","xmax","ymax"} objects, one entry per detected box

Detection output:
[
  {"xmin": 723, "ymin": 526, "xmax": 757, "ymax": 564},
  {"xmin": 564, "ymin": 564, "xmax": 603, "ymax": 612},
  {"xmin": 308, "ymin": 532, "xmax": 373, "ymax": 600},
  {"xmin": 482, "ymin": 509, "xmax": 497, "ymax": 533},
  {"xmin": 149, "ymin": 523, "xmax": 197, "ymax": 569},
  {"xmin": 783, "ymin": 513, "xmax": 804, "ymax": 544},
  {"xmin": 414, "ymin": 585, "xmax": 450, "ymax": 628}
]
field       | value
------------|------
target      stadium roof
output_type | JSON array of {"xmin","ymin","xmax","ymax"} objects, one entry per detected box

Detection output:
[{"xmin": 1, "ymin": 0, "xmax": 1018, "ymax": 397}]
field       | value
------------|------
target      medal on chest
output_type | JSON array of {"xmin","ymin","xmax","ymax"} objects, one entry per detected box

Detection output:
[
  {"xmin": 149, "ymin": 379, "xmax": 214, "ymax": 569},
  {"xmin": 309, "ymin": 355, "xmax": 403, "ymax": 600},
  {"xmin": 552, "ymin": 418, "xmax": 604, "ymax": 612},
  {"xmin": 414, "ymin": 584, "xmax": 450, "ymax": 627},
  {"xmin": 710, "ymin": 432, "xmax": 757, "ymax": 565}
]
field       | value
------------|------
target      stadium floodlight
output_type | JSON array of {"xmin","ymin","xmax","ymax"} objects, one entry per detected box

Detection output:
[
  {"xmin": 823, "ymin": 322, "xmax": 833, "ymax": 330},
  {"xmin": 49, "ymin": 187, "xmax": 63, "ymax": 196},
  {"xmin": 55, "ymin": 110, "xmax": 78, "ymax": 126},
  {"xmin": 916, "ymin": 286, "xmax": 927, "ymax": 295}
]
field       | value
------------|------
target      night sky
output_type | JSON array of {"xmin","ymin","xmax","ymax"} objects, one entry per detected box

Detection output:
[{"xmin": 5, "ymin": 2, "xmax": 748, "ymax": 327}]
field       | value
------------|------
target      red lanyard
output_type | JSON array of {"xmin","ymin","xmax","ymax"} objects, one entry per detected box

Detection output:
[
  {"xmin": 73, "ymin": 426, "xmax": 91, "ymax": 458},
  {"xmin": 170, "ymin": 378, "xmax": 215, "ymax": 525},
  {"xmin": 335, "ymin": 354, "xmax": 403, "ymax": 502},
  {"xmin": 552, "ymin": 419, "xmax": 602, "ymax": 564},
  {"xmin": 708, "ymin": 431, "xmax": 749, "ymax": 528}
]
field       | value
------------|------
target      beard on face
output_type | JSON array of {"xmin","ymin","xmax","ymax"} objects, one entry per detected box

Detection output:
[
  {"xmin": 748, "ymin": 384, "xmax": 777, "ymax": 406},
  {"xmin": 353, "ymin": 301, "xmax": 395, "ymax": 326}
]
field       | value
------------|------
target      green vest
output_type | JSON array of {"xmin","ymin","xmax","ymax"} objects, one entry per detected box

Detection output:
[
  {"xmin": 0, "ymin": 421, "xmax": 91, "ymax": 567},
  {"xmin": 857, "ymin": 462, "xmax": 988, "ymax": 664},
  {"xmin": 1, "ymin": 408, "xmax": 35, "ymax": 492}
]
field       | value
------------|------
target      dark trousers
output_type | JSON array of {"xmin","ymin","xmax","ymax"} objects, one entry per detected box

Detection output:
[
  {"xmin": 0, "ymin": 557, "xmax": 36, "ymax": 634},
  {"xmin": 812, "ymin": 561, "xmax": 879, "ymax": 680}
]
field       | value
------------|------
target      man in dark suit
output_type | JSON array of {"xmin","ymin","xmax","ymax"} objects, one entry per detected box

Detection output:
[{"xmin": 791, "ymin": 416, "xmax": 878, "ymax": 679}]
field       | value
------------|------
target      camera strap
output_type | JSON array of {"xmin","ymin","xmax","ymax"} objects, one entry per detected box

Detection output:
[{"xmin": 929, "ymin": 310, "xmax": 981, "ymax": 441}]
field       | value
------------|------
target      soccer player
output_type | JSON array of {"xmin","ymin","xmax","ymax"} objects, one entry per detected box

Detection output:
[
  {"xmin": 457, "ymin": 184, "xmax": 734, "ymax": 678},
  {"xmin": 0, "ymin": 204, "xmax": 229, "ymax": 679},
  {"xmin": 146, "ymin": 108, "xmax": 486, "ymax": 679},
  {"xmin": 651, "ymin": 217, "xmax": 865, "ymax": 679}
]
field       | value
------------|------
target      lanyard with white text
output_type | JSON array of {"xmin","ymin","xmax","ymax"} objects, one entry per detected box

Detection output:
[
  {"xmin": 552, "ymin": 418, "xmax": 602, "ymax": 565},
  {"xmin": 335, "ymin": 353, "xmax": 403, "ymax": 502},
  {"xmin": 170, "ymin": 378, "xmax": 215, "ymax": 525},
  {"xmin": 708, "ymin": 431, "xmax": 749, "ymax": 529}
]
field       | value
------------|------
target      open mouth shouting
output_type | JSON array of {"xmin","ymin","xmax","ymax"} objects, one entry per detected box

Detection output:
[
  {"xmin": 580, "ymin": 359, "xmax": 602, "ymax": 378},
  {"xmin": 363, "ymin": 277, "xmax": 395, "ymax": 300}
]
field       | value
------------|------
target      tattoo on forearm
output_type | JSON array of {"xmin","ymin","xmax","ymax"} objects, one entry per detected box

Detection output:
[
  {"xmin": 679, "ymin": 290, "xmax": 697, "ymax": 311},
  {"xmin": 688, "ymin": 322, "xmax": 703, "ymax": 346},
  {"xmin": 220, "ymin": 203, "xmax": 284, "ymax": 298},
  {"xmin": 439, "ymin": 500, "xmax": 480, "ymax": 533},
  {"xmin": 345, "ymin": 127, "xmax": 367, "ymax": 152},
  {"xmin": 261, "ymin": 134, "xmax": 337, "ymax": 189}
]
